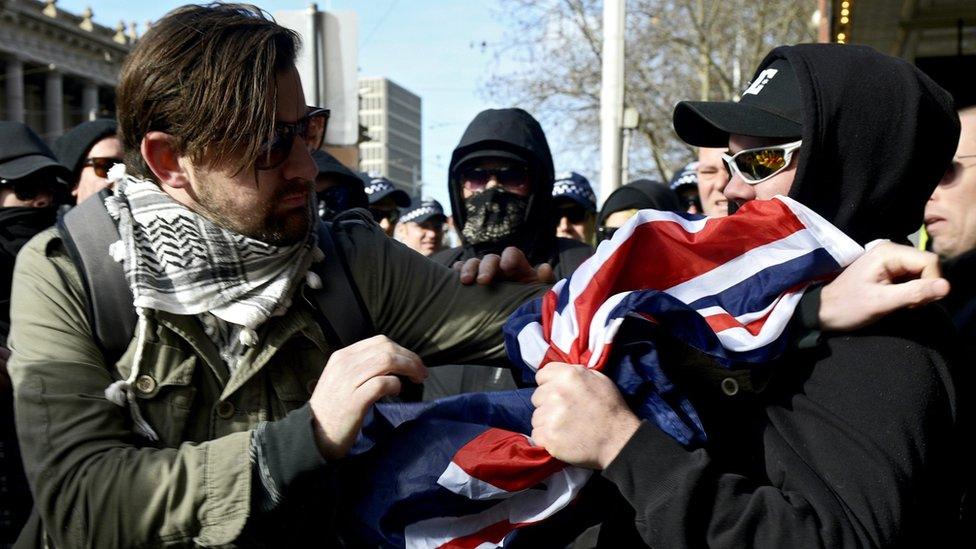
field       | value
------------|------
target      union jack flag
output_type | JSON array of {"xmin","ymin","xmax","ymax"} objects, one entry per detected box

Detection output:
[{"xmin": 341, "ymin": 196, "xmax": 863, "ymax": 548}]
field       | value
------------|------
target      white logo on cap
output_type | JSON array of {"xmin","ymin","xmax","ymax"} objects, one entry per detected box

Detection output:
[{"xmin": 742, "ymin": 68, "xmax": 778, "ymax": 96}]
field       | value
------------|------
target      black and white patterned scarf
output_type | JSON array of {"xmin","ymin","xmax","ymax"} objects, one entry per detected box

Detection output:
[{"xmin": 105, "ymin": 170, "xmax": 323, "ymax": 345}]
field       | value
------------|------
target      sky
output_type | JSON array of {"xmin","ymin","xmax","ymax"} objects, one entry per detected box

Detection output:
[{"xmin": 57, "ymin": 0, "xmax": 523, "ymax": 213}]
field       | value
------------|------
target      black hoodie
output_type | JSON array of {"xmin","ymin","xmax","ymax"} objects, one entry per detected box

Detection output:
[
  {"xmin": 431, "ymin": 109, "xmax": 591, "ymax": 277},
  {"xmin": 779, "ymin": 44, "xmax": 959, "ymax": 245},
  {"xmin": 596, "ymin": 179, "xmax": 683, "ymax": 228},
  {"xmin": 552, "ymin": 44, "xmax": 969, "ymax": 549}
]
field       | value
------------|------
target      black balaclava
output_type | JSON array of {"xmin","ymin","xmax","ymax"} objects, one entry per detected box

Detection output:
[
  {"xmin": 597, "ymin": 179, "xmax": 683, "ymax": 227},
  {"xmin": 447, "ymin": 108, "xmax": 557, "ymax": 264},
  {"xmin": 311, "ymin": 149, "xmax": 368, "ymax": 221},
  {"xmin": 769, "ymin": 44, "xmax": 959, "ymax": 245},
  {"xmin": 1, "ymin": 207, "xmax": 57, "ymax": 344}
]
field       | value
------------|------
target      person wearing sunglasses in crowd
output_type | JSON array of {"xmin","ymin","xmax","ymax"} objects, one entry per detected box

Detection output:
[
  {"xmin": 311, "ymin": 148, "xmax": 368, "ymax": 221},
  {"xmin": 924, "ymin": 106, "xmax": 976, "ymax": 339},
  {"xmin": 5, "ymin": 5, "xmax": 548, "ymax": 547},
  {"xmin": 0, "ymin": 120, "xmax": 71, "ymax": 546},
  {"xmin": 595, "ymin": 179, "xmax": 682, "ymax": 243},
  {"xmin": 53, "ymin": 119, "xmax": 123, "ymax": 205},
  {"xmin": 552, "ymin": 171, "xmax": 598, "ymax": 245},
  {"xmin": 525, "ymin": 44, "xmax": 969, "ymax": 547},
  {"xmin": 424, "ymin": 108, "xmax": 592, "ymax": 401},
  {"xmin": 364, "ymin": 174, "xmax": 410, "ymax": 237}
]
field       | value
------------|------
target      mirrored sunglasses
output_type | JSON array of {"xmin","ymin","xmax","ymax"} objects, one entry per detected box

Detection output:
[{"xmin": 722, "ymin": 140, "xmax": 802, "ymax": 185}]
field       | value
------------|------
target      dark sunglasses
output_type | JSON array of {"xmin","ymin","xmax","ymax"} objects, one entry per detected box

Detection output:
[
  {"xmin": 596, "ymin": 225, "xmax": 619, "ymax": 243},
  {"xmin": 461, "ymin": 166, "xmax": 530, "ymax": 194},
  {"xmin": 1, "ymin": 177, "xmax": 63, "ymax": 203},
  {"xmin": 721, "ymin": 140, "xmax": 801, "ymax": 184},
  {"xmin": 557, "ymin": 204, "xmax": 589, "ymax": 224},
  {"xmin": 370, "ymin": 207, "xmax": 400, "ymax": 224},
  {"xmin": 83, "ymin": 157, "xmax": 124, "ymax": 179},
  {"xmin": 256, "ymin": 107, "xmax": 330, "ymax": 170}
]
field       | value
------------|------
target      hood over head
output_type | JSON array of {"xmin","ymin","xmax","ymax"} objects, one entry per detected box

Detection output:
[
  {"xmin": 597, "ymin": 179, "xmax": 682, "ymax": 227},
  {"xmin": 447, "ymin": 108, "xmax": 557, "ymax": 261},
  {"xmin": 677, "ymin": 43, "xmax": 959, "ymax": 245},
  {"xmin": 52, "ymin": 119, "xmax": 118, "ymax": 183}
]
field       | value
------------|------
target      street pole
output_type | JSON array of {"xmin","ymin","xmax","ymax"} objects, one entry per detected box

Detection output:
[{"xmin": 599, "ymin": 0, "xmax": 626, "ymax": 205}]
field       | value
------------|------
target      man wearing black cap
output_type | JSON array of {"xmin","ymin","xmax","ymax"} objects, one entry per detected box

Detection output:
[
  {"xmin": 0, "ymin": 120, "xmax": 71, "ymax": 545},
  {"xmin": 395, "ymin": 197, "xmax": 447, "ymax": 256},
  {"xmin": 432, "ymin": 108, "xmax": 592, "ymax": 278},
  {"xmin": 364, "ymin": 174, "xmax": 411, "ymax": 236},
  {"xmin": 425, "ymin": 109, "xmax": 592, "ymax": 400},
  {"xmin": 53, "ymin": 119, "xmax": 122, "ymax": 204},
  {"xmin": 525, "ymin": 44, "xmax": 968, "ymax": 546},
  {"xmin": 311, "ymin": 149, "xmax": 368, "ymax": 221}
]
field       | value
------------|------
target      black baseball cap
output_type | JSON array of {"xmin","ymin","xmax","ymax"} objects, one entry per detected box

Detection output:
[
  {"xmin": 0, "ymin": 121, "xmax": 71, "ymax": 182},
  {"xmin": 673, "ymin": 58, "xmax": 803, "ymax": 148}
]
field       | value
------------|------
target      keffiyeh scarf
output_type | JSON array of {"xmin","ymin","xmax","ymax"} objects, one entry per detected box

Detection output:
[{"xmin": 104, "ymin": 170, "xmax": 322, "ymax": 345}]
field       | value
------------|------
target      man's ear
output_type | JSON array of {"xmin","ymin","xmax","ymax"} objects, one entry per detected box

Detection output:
[{"xmin": 141, "ymin": 131, "xmax": 190, "ymax": 189}]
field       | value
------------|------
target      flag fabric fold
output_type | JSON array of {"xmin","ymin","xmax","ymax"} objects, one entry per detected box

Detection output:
[{"xmin": 342, "ymin": 196, "xmax": 863, "ymax": 548}]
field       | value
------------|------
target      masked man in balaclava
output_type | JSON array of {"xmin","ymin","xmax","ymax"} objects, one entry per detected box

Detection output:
[
  {"xmin": 431, "ymin": 108, "xmax": 592, "ymax": 277},
  {"xmin": 424, "ymin": 109, "xmax": 592, "ymax": 400}
]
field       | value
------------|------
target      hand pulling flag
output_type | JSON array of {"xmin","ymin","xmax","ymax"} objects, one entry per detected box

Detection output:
[{"xmin": 341, "ymin": 196, "xmax": 863, "ymax": 548}]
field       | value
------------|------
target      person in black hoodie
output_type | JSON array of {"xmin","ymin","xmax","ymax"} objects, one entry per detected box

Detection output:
[
  {"xmin": 425, "ymin": 109, "xmax": 592, "ymax": 400},
  {"xmin": 0, "ymin": 121, "xmax": 70, "ymax": 546},
  {"xmin": 431, "ymin": 108, "xmax": 592, "ymax": 277},
  {"xmin": 311, "ymin": 149, "xmax": 368, "ymax": 221},
  {"xmin": 595, "ymin": 179, "xmax": 683, "ymax": 242},
  {"xmin": 525, "ymin": 44, "xmax": 969, "ymax": 547}
]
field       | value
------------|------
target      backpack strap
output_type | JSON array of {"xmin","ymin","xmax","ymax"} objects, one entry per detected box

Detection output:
[
  {"xmin": 57, "ymin": 196, "xmax": 375, "ymax": 363},
  {"xmin": 311, "ymin": 220, "xmax": 375, "ymax": 346},
  {"xmin": 56, "ymin": 189, "xmax": 136, "ymax": 363}
]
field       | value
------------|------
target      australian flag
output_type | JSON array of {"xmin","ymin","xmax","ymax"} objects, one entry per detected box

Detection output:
[{"xmin": 340, "ymin": 196, "xmax": 864, "ymax": 548}]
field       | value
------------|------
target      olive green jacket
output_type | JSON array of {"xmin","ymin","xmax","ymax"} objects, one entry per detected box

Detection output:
[{"xmin": 7, "ymin": 216, "xmax": 544, "ymax": 548}]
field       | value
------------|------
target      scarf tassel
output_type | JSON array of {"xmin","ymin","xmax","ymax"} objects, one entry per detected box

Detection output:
[{"xmin": 103, "ymin": 307, "xmax": 160, "ymax": 441}]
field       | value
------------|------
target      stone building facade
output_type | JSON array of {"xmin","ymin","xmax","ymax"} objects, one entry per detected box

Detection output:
[{"xmin": 1, "ymin": 0, "xmax": 132, "ymax": 141}]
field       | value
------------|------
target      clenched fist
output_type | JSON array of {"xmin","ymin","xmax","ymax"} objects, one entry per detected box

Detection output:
[
  {"xmin": 309, "ymin": 335, "xmax": 427, "ymax": 459},
  {"xmin": 530, "ymin": 363, "xmax": 641, "ymax": 470}
]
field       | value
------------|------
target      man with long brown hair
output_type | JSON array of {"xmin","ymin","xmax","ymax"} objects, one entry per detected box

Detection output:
[{"xmin": 6, "ymin": 4, "xmax": 542, "ymax": 546}]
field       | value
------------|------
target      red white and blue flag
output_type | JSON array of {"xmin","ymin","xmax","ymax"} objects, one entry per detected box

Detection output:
[{"xmin": 342, "ymin": 196, "xmax": 863, "ymax": 548}]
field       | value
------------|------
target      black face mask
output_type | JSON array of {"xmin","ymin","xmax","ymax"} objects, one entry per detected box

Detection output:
[
  {"xmin": 461, "ymin": 188, "xmax": 529, "ymax": 245},
  {"xmin": 317, "ymin": 185, "xmax": 353, "ymax": 221}
]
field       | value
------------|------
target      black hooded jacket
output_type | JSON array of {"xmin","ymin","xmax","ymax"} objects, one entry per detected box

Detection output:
[
  {"xmin": 431, "ymin": 109, "xmax": 591, "ymax": 278},
  {"xmin": 1, "ymin": 206, "xmax": 54, "ymax": 544},
  {"xmin": 781, "ymin": 44, "xmax": 959, "ymax": 245},
  {"xmin": 564, "ymin": 44, "xmax": 970, "ymax": 549},
  {"xmin": 596, "ymin": 179, "xmax": 682, "ymax": 228}
]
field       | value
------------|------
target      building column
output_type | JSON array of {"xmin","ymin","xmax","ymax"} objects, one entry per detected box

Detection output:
[
  {"xmin": 45, "ymin": 68, "xmax": 64, "ymax": 138},
  {"xmin": 5, "ymin": 57, "xmax": 25, "ymax": 123},
  {"xmin": 82, "ymin": 81, "xmax": 99, "ymax": 121}
]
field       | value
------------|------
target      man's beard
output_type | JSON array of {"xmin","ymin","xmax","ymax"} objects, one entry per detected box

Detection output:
[{"xmin": 194, "ymin": 179, "xmax": 314, "ymax": 245}]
